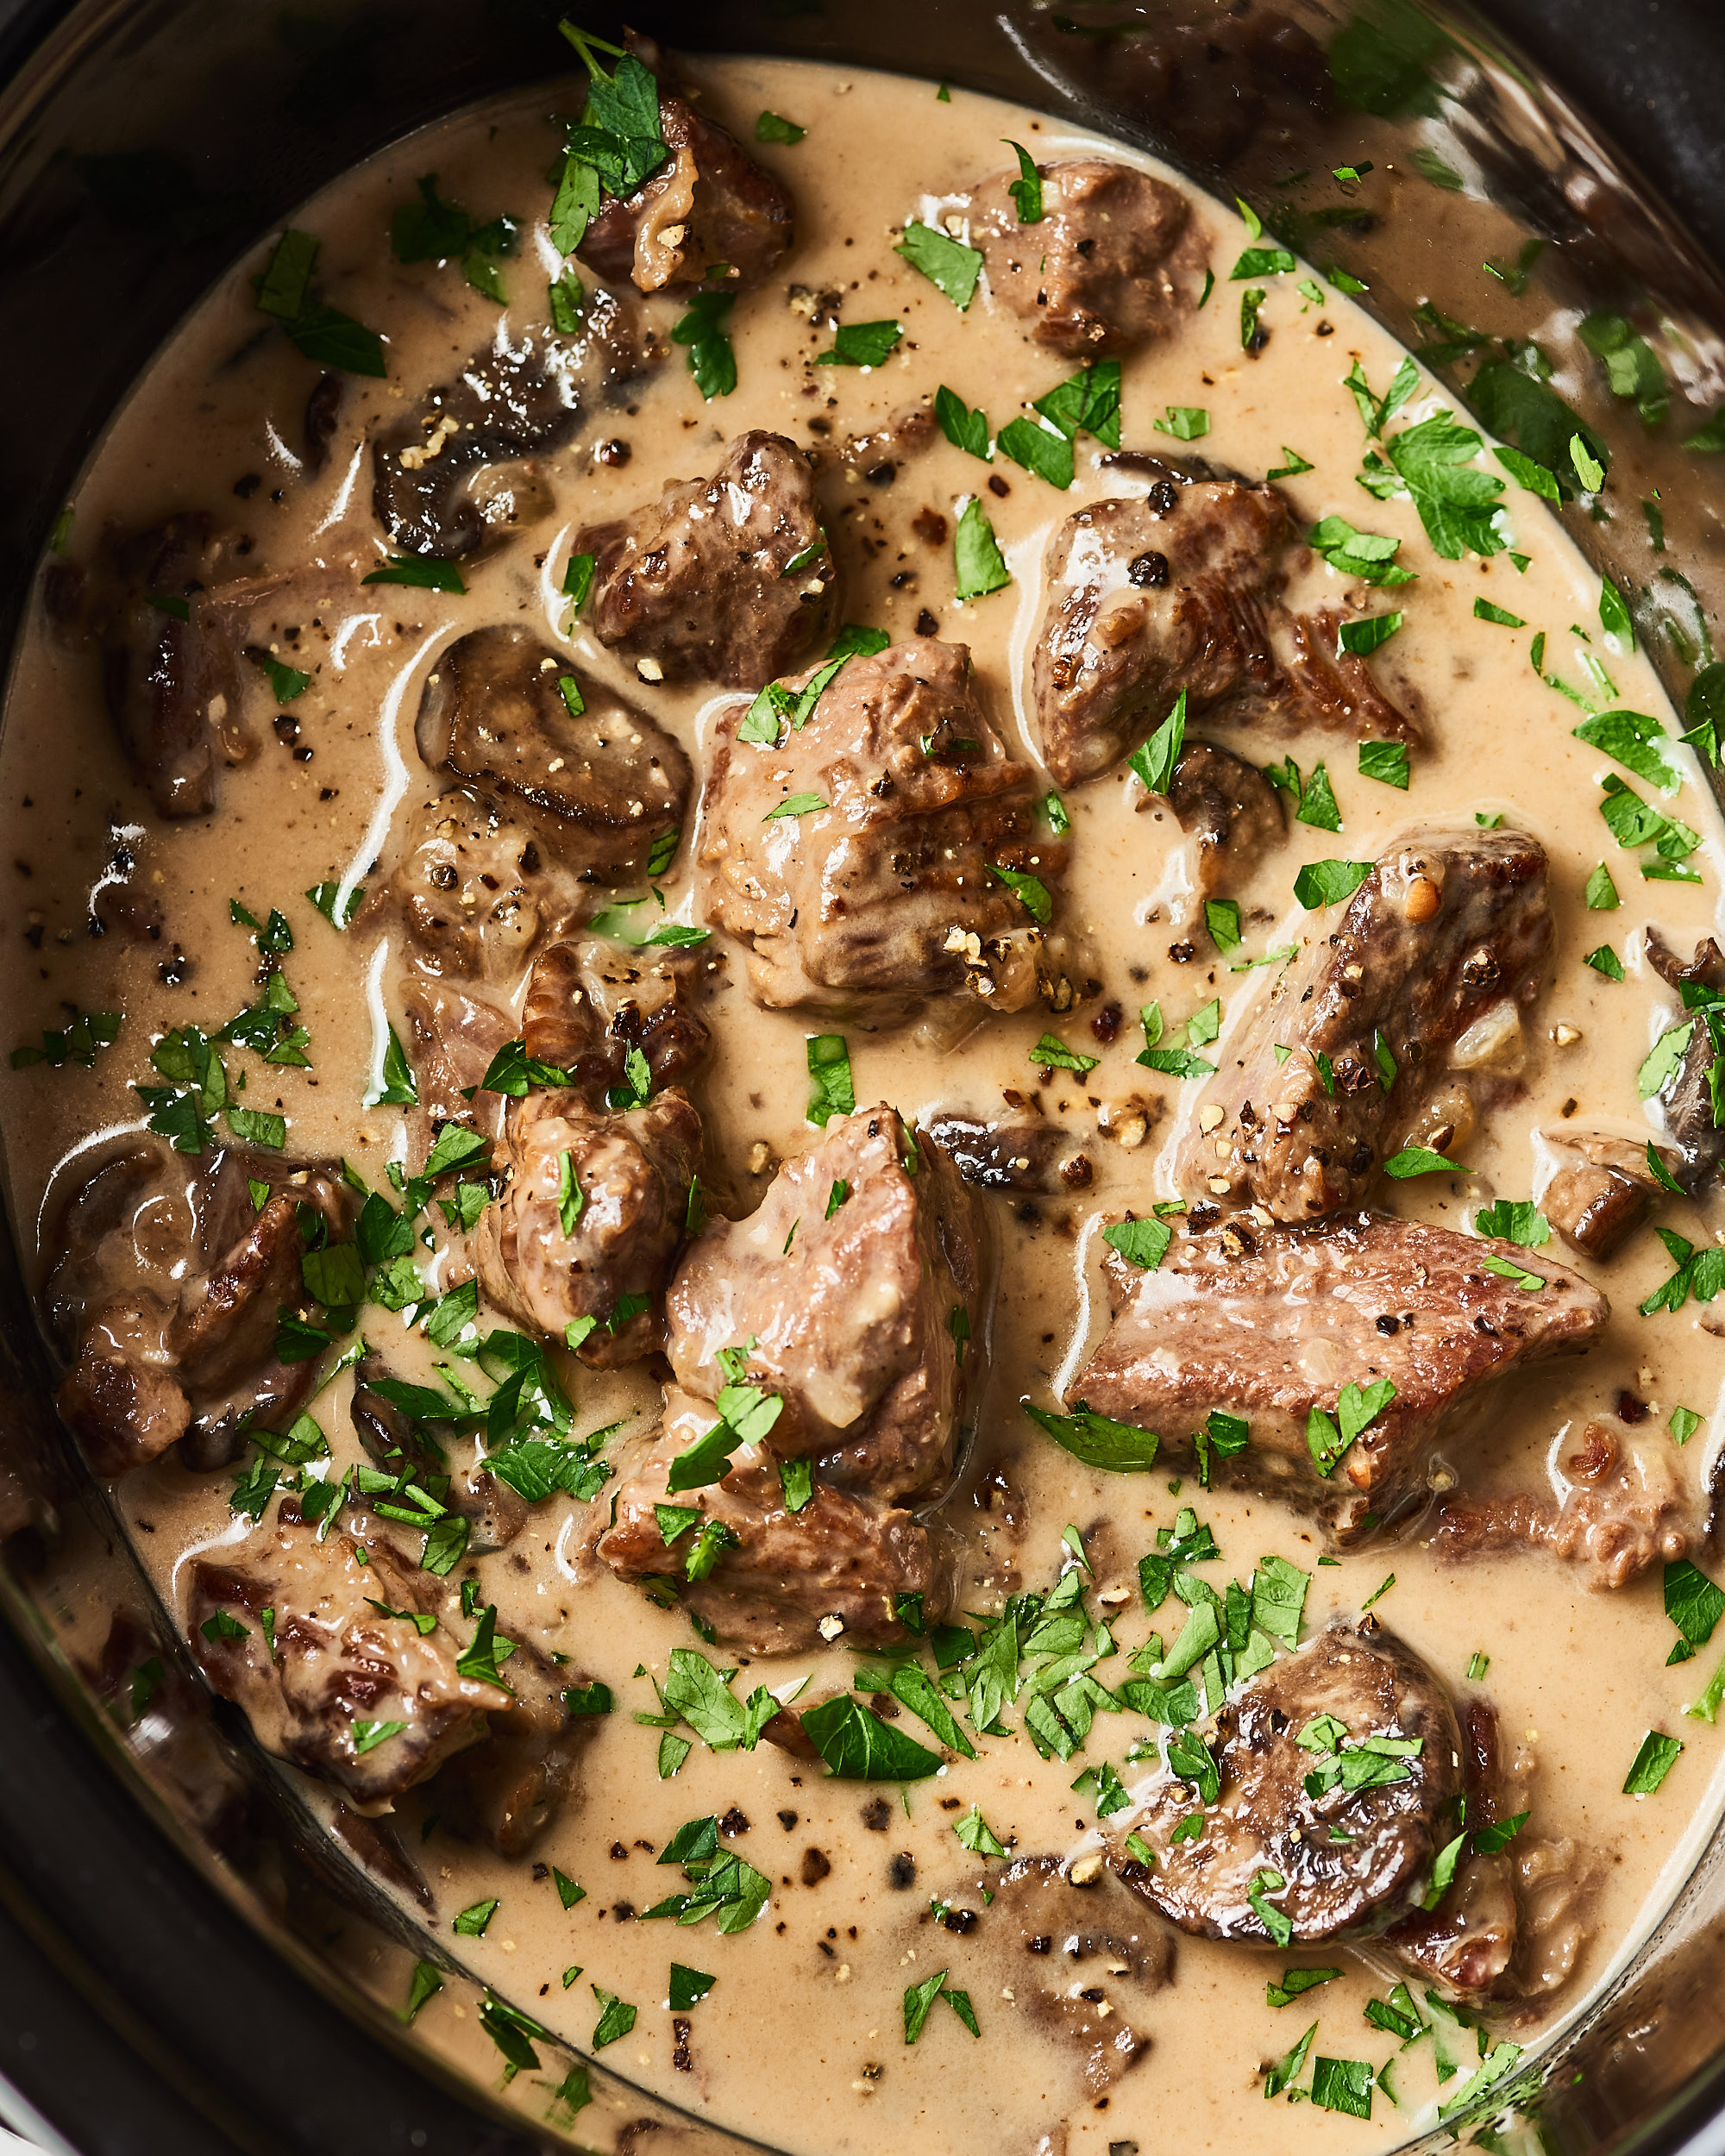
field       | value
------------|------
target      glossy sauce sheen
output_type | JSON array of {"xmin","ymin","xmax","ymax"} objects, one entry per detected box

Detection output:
[{"xmin": 4, "ymin": 53, "xmax": 1725, "ymax": 2156}]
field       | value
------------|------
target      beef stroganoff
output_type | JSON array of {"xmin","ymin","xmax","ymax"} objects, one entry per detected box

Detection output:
[{"xmin": 5, "ymin": 28, "xmax": 1725, "ymax": 2155}]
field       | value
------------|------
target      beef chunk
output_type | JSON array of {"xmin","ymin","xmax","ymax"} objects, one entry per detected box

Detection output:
[
  {"xmin": 1112, "ymin": 1624, "xmax": 1465, "ymax": 1946},
  {"xmin": 1429, "ymin": 1417, "xmax": 1706, "ymax": 1589},
  {"xmin": 1384, "ymin": 1698, "xmax": 1517, "ymax": 2000},
  {"xmin": 371, "ymin": 292, "xmax": 662, "ymax": 559},
  {"xmin": 522, "ymin": 935, "xmax": 713, "ymax": 1110},
  {"xmin": 1181, "ymin": 825, "xmax": 1552, "ymax": 1222},
  {"xmin": 923, "ymin": 1114, "xmax": 1092, "ymax": 1194},
  {"xmin": 602, "ymin": 1106, "xmax": 988, "ymax": 1649},
  {"xmin": 471, "ymin": 1090, "xmax": 701, "ymax": 1366},
  {"xmin": 384, "ymin": 787, "xmax": 595, "ymax": 982},
  {"xmin": 666, "ymin": 1106, "xmax": 988, "ymax": 1501},
  {"xmin": 72, "ymin": 514, "xmax": 245, "ymax": 818},
  {"xmin": 1163, "ymin": 739, "xmax": 1288, "ymax": 899},
  {"xmin": 969, "ymin": 159, "xmax": 1208, "ymax": 358},
  {"xmin": 576, "ymin": 40, "xmax": 794, "ymax": 292},
  {"xmin": 188, "ymin": 1506, "xmax": 507, "ymax": 1803},
  {"xmin": 415, "ymin": 625, "xmax": 689, "ymax": 884},
  {"xmin": 699, "ymin": 638, "xmax": 1083, "ymax": 1025},
  {"xmin": 1541, "ymin": 1131, "xmax": 1672, "ymax": 1260},
  {"xmin": 399, "ymin": 980, "xmax": 513, "ymax": 1165},
  {"xmin": 48, "ymin": 1144, "xmax": 353, "ymax": 1478},
  {"xmin": 939, "ymin": 1855, "xmax": 1173, "ymax": 2090},
  {"xmin": 1030, "ymin": 475, "xmax": 1418, "ymax": 787},
  {"xmin": 599, "ymin": 1397, "xmax": 937, "ymax": 1655},
  {"xmin": 1071, "ymin": 1213, "xmax": 1607, "ymax": 1542},
  {"xmin": 581, "ymin": 430, "xmax": 837, "ymax": 688}
]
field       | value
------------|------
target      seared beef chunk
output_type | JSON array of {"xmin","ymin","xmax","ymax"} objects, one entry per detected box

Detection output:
[
  {"xmin": 1112, "ymin": 1624, "xmax": 1465, "ymax": 1946},
  {"xmin": 1181, "ymin": 825, "xmax": 1552, "ymax": 1222},
  {"xmin": 371, "ymin": 293, "xmax": 662, "ymax": 559},
  {"xmin": 471, "ymin": 1089, "xmax": 701, "ymax": 1366},
  {"xmin": 581, "ymin": 430, "xmax": 837, "ymax": 688},
  {"xmin": 576, "ymin": 40, "xmax": 794, "ymax": 292},
  {"xmin": 352, "ymin": 1362, "xmax": 528, "ymax": 1555},
  {"xmin": 72, "ymin": 514, "xmax": 245, "ymax": 818},
  {"xmin": 400, "ymin": 979, "xmax": 513, "ymax": 1153},
  {"xmin": 666, "ymin": 1106, "xmax": 988, "ymax": 1501},
  {"xmin": 924, "ymin": 1113, "xmax": 1093, "ymax": 1194},
  {"xmin": 1163, "ymin": 739, "xmax": 1288, "ymax": 898},
  {"xmin": 1072, "ymin": 1213, "xmax": 1607, "ymax": 1541},
  {"xmin": 522, "ymin": 935, "xmax": 712, "ymax": 1109},
  {"xmin": 1030, "ymin": 474, "xmax": 1418, "ymax": 787},
  {"xmin": 935, "ymin": 1855, "xmax": 1173, "ymax": 2090},
  {"xmin": 415, "ymin": 625, "xmax": 689, "ymax": 884},
  {"xmin": 600, "ymin": 1395, "xmax": 937, "ymax": 1655},
  {"xmin": 385, "ymin": 787, "xmax": 595, "ymax": 982},
  {"xmin": 1542, "ymin": 1131, "xmax": 1672, "ymax": 1261},
  {"xmin": 1429, "ymin": 1415, "xmax": 1706, "ymax": 1589},
  {"xmin": 188, "ymin": 1505, "xmax": 507, "ymax": 1804},
  {"xmin": 1385, "ymin": 1697, "xmax": 1517, "ymax": 1999},
  {"xmin": 427, "ymin": 1632, "xmax": 599, "ymax": 1857},
  {"xmin": 601, "ymin": 1106, "xmax": 989, "ymax": 1648},
  {"xmin": 969, "ymin": 159, "xmax": 1208, "ymax": 358},
  {"xmin": 49, "ymin": 1144, "xmax": 353, "ymax": 1478},
  {"xmin": 699, "ymin": 638, "xmax": 1082, "ymax": 1025}
]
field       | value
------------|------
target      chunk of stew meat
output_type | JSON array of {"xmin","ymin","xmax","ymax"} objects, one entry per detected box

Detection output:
[
  {"xmin": 599, "ymin": 1106, "xmax": 990, "ymax": 1650},
  {"xmin": 575, "ymin": 37, "xmax": 794, "ymax": 293},
  {"xmin": 969, "ymin": 159, "xmax": 1209, "ymax": 358},
  {"xmin": 1111, "ymin": 1623, "xmax": 1487, "ymax": 1965},
  {"xmin": 581, "ymin": 430, "xmax": 838, "ymax": 688},
  {"xmin": 1070, "ymin": 1213, "xmax": 1607, "ymax": 1542},
  {"xmin": 699, "ymin": 638, "xmax": 1085, "ymax": 1026},
  {"xmin": 1031, "ymin": 465, "xmax": 1418, "ymax": 787},
  {"xmin": 1178, "ymin": 824, "xmax": 1552, "ymax": 1222}
]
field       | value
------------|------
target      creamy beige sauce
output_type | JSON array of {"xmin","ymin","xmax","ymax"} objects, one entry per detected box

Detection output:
[{"xmin": 4, "ymin": 49, "xmax": 1725, "ymax": 2156}]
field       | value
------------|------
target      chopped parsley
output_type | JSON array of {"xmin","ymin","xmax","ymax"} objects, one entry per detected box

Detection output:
[{"xmin": 895, "ymin": 222, "xmax": 983, "ymax": 310}]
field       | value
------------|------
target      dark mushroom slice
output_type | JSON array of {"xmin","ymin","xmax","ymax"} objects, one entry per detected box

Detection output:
[
  {"xmin": 416, "ymin": 624, "xmax": 690, "ymax": 887},
  {"xmin": 1070, "ymin": 1212, "xmax": 1607, "ymax": 1543},
  {"xmin": 522, "ymin": 934, "xmax": 714, "ymax": 1112},
  {"xmin": 1179, "ymin": 824, "xmax": 1552, "ymax": 1223},
  {"xmin": 371, "ymin": 291, "xmax": 663, "ymax": 559},
  {"xmin": 1110, "ymin": 1622, "xmax": 1466, "ymax": 1947},
  {"xmin": 581, "ymin": 429, "xmax": 838, "ymax": 690},
  {"xmin": 969, "ymin": 158, "xmax": 1209, "ymax": 359},
  {"xmin": 1428, "ymin": 1413, "xmax": 1707, "ymax": 1589},
  {"xmin": 1655, "ymin": 1011, "xmax": 1725, "ymax": 1194},
  {"xmin": 576, "ymin": 36, "xmax": 794, "ymax": 292},
  {"xmin": 1029, "ymin": 471, "xmax": 1419, "ymax": 788},
  {"xmin": 665, "ymin": 1105, "xmax": 989, "ymax": 1502},
  {"xmin": 1541, "ymin": 1131, "xmax": 1674, "ymax": 1260},
  {"xmin": 424, "ymin": 1632, "xmax": 600, "ymax": 1858},
  {"xmin": 188, "ymin": 1503, "xmax": 509, "ymax": 1804},
  {"xmin": 1161, "ymin": 739, "xmax": 1289, "ymax": 899},
  {"xmin": 598, "ymin": 1392, "xmax": 937, "ymax": 1656},
  {"xmin": 699, "ymin": 638, "xmax": 1087, "ymax": 1026},
  {"xmin": 470, "ymin": 1088, "xmax": 701, "ymax": 1367}
]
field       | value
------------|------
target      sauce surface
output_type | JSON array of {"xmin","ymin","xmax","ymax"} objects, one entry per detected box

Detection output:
[{"xmin": 4, "ymin": 48, "xmax": 1725, "ymax": 2156}]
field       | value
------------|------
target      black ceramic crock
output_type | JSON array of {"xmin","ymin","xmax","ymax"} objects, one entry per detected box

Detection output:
[{"xmin": 3, "ymin": 5, "xmax": 1725, "ymax": 2153}]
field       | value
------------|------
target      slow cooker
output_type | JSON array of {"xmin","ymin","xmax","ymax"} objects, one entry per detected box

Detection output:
[{"xmin": 3, "ymin": 3, "xmax": 1725, "ymax": 2151}]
